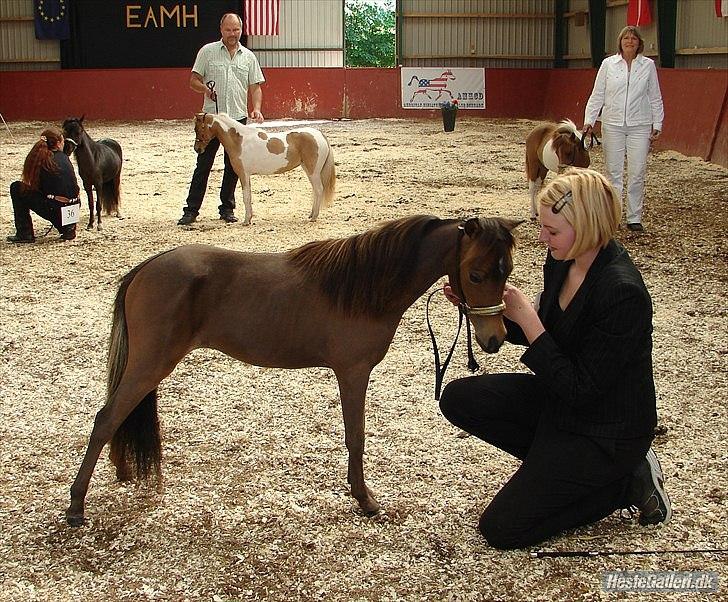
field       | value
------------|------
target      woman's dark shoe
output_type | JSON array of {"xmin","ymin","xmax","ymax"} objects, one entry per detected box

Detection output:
[
  {"xmin": 626, "ymin": 223, "xmax": 644, "ymax": 232},
  {"xmin": 6, "ymin": 233, "xmax": 35, "ymax": 244},
  {"xmin": 629, "ymin": 448, "xmax": 672, "ymax": 525}
]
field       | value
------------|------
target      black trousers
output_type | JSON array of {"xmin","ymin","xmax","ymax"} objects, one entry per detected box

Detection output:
[
  {"xmin": 181, "ymin": 117, "xmax": 246, "ymax": 217},
  {"xmin": 439, "ymin": 373, "xmax": 652, "ymax": 550},
  {"xmin": 9, "ymin": 181, "xmax": 67, "ymax": 235}
]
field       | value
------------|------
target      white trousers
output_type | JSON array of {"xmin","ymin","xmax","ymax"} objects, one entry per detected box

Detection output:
[{"xmin": 601, "ymin": 123, "xmax": 652, "ymax": 224}]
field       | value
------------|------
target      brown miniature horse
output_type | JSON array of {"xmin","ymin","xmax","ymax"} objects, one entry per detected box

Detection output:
[
  {"xmin": 66, "ymin": 214, "xmax": 521, "ymax": 526},
  {"xmin": 525, "ymin": 119, "xmax": 591, "ymax": 219}
]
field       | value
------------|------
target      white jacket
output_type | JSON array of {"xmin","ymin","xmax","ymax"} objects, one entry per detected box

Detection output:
[{"xmin": 584, "ymin": 54, "xmax": 664, "ymax": 131}]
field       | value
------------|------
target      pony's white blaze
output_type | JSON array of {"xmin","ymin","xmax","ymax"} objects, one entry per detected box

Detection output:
[{"xmin": 195, "ymin": 112, "xmax": 335, "ymax": 225}]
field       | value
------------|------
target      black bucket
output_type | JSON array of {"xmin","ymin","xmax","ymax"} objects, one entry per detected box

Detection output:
[{"xmin": 442, "ymin": 107, "xmax": 457, "ymax": 132}]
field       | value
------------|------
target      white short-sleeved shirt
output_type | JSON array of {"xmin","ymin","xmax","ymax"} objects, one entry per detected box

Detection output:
[{"xmin": 192, "ymin": 41, "xmax": 265, "ymax": 120}]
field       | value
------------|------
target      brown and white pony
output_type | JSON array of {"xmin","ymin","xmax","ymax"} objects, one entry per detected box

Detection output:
[
  {"xmin": 194, "ymin": 112, "xmax": 335, "ymax": 225},
  {"xmin": 525, "ymin": 119, "xmax": 591, "ymax": 219}
]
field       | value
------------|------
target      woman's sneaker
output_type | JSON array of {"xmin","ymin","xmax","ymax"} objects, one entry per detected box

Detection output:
[{"xmin": 632, "ymin": 448, "xmax": 672, "ymax": 525}]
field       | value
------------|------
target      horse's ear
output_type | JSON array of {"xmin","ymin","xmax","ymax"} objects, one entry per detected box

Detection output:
[
  {"xmin": 462, "ymin": 217, "xmax": 482, "ymax": 238},
  {"xmin": 500, "ymin": 218, "xmax": 525, "ymax": 232},
  {"xmin": 79, "ymin": 115, "xmax": 85, "ymax": 124}
]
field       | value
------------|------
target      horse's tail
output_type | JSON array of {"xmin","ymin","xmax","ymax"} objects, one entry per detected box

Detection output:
[
  {"xmin": 101, "ymin": 176, "xmax": 121, "ymax": 216},
  {"xmin": 100, "ymin": 140, "xmax": 122, "ymax": 216},
  {"xmin": 321, "ymin": 139, "xmax": 336, "ymax": 208},
  {"xmin": 108, "ymin": 254, "xmax": 166, "ymax": 482}
]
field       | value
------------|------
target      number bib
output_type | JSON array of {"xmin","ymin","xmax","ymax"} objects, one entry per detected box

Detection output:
[{"xmin": 61, "ymin": 202, "xmax": 81, "ymax": 226}]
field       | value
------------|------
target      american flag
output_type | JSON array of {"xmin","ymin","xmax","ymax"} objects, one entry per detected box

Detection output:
[{"xmin": 244, "ymin": 0, "xmax": 280, "ymax": 36}]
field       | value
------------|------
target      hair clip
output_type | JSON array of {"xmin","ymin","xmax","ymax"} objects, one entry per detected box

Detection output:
[{"xmin": 551, "ymin": 191, "xmax": 573, "ymax": 214}]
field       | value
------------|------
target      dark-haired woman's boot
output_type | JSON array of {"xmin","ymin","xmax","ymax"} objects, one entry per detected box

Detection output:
[{"xmin": 6, "ymin": 232, "xmax": 36, "ymax": 243}]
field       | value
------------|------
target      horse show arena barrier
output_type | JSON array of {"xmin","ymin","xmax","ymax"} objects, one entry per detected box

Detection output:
[{"xmin": 0, "ymin": 67, "xmax": 725, "ymax": 167}]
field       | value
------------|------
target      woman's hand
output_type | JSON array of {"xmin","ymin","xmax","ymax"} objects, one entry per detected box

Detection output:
[
  {"xmin": 582, "ymin": 124, "xmax": 593, "ymax": 136},
  {"xmin": 503, "ymin": 283, "xmax": 534, "ymax": 323},
  {"xmin": 503, "ymin": 283, "xmax": 546, "ymax": 343},
  {"xmin": 442, "ymin": 283, "xmax": 461, "ymax": 307}
]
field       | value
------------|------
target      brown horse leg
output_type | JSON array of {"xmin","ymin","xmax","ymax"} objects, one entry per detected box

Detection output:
[
  {"xmin": 66, "ymin": 372, "xmax": 168, "ymax": 527},
  {"xmin": 336, "ymin": 367, "xmax": 380, "ymax": 514},
  {"xmin": 95, "ymin": 183, "xmax": 103, "ymax": 231},
  {"xmin": 85, "ymin": 187, "xmax": 95, "ymax": 230}
]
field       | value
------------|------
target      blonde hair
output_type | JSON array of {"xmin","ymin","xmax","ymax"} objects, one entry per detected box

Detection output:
[
  {"xmin": 617, "ymin": 26, "xmax": 645, "ymax": 55},
  {"xmin": 538, "ymin": 168, "xmax": 621, "ymax": 259}
]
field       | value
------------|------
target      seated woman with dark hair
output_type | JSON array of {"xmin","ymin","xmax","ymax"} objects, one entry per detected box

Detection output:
[{"xmin": 7, "ymin": 127, "xmax": 80, "ymax": 243}]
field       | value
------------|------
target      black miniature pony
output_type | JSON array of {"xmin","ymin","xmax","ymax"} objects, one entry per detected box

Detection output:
[{"xmin": 62, "ymin": 116, "xmax": 123, "ymax": 230}]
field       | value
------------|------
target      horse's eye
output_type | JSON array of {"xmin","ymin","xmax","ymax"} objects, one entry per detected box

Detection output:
[{"xmin": 469, "ymin": 271, "xmax": 484, "ymax": 284}]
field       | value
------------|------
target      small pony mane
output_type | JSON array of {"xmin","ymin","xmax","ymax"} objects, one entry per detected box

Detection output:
[
  {"xmin": 555, "ymin": 119, "xmax": 580, "ymax": 137},
  {"xmin": 286, "ymin": 215, "xmax": 444, "ymax": 316}
]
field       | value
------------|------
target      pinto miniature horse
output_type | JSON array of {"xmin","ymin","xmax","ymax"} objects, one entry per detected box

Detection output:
[
  {"xmin": 62, "ymin": 116, "xmax": 123, "ymax": 231},
  {"xmin": 525, "ymin": 119, "xmax": 591, "ymax": 219},
  {"xmin": 66, "ymin": 214, "xmax": 522, "ymax": 526},
  {"xmin": 193, "ymin": 112, "xmax": 335, "ymax": 225}
]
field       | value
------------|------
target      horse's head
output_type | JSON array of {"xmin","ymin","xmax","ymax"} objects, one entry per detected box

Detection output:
[
  {"xmin": 193, "ymin": 112, "xmax": 215, "ymax": 154},
  {"xmin": 453, "ymin": 217, "xmax": 523, "ymax": 353},
  {"xmin": 61, "ymin": 116, "xmax": 84, "ymax": 153},
  {"xmin": 552, "ymin": 121, "xmax": 591, "ymax": 170}
]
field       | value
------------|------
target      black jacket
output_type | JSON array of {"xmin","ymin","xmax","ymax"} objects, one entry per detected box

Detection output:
[
  {"xmin": 39, "ymin": 150, "xmax": 80, "ymax": 199},
  {"xmin": 506, "ymin": 240, "xmax": 657, "ymax": 439}
]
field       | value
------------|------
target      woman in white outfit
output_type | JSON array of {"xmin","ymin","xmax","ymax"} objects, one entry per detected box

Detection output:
[{"xmin": 583, "ymin": 26, "xmax": 664, "ymax": 232}]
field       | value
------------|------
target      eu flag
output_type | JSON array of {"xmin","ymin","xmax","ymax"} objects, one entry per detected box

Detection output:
[{"xmin": 34, "ymin": 0, "xmax": 71, "ymax": 40}]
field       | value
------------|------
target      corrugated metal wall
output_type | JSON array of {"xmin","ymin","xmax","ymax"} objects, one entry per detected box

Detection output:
[
  {"xmin": 1, "ymin": 0, "xmax": 725, "ymax": 71},
  {"xmin": 675, "ymin": 0, "xmax": 728, "ymax": 69},
  {"xmin": 0, "ymin": 0, "xmax": 60, "ymax": 71},
  {"xmin": 250, "ymin": 0, "xmax": 343, "ymax": 67},
  {"xmin": 399, "ymin": 0, "xmax": 555, "ymax": 68},
  {"xmin": 567, "ymin": 0, "xmax": 727, "ymax": 69}
]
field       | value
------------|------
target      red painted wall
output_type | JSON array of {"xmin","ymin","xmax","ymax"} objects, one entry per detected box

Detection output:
[{"xmin": 0, "ymin": 67, "xmax": 725, "ymax": 166}]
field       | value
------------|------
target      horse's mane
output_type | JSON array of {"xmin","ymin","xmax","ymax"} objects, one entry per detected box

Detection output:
[
  {"xmin": 554, "ymin": 119, "xmax": 581, "ymax": 139},
  {"xmin": 286, "ymin": 215, "xmax": 445, "ymax": 316}
]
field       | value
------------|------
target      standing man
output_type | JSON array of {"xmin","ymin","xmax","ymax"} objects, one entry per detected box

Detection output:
[{"xmin": 178, "ymin": 12, "xmax": 265, "ymax": 225}]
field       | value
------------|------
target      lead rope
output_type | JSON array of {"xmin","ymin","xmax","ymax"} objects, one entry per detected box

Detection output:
[
  {"xmin": 464, "ymin": 315, "xmax": 480, "ymax": 373},
  {"xmin": 426, "ymin": 288, "xmax": 465, "ymax": 401},
  {"xmin": 532, "ymin": 547, "xmax": 727, "ymax": 559}
]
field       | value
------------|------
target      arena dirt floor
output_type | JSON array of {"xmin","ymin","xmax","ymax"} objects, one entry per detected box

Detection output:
[{"xmin": 0, "ymin": 116, "xmax": 726, "ymax": 601}]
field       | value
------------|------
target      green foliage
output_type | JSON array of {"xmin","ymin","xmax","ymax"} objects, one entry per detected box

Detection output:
[{"xmin": 345, "ymin": 0, "xmax": 395, "ymax": 67}]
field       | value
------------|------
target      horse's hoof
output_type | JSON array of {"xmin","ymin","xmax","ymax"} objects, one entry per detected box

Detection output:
[
  {"xmin": 66, "ymin": 512, "xmax": 85, "ymax": 527},
  {"xmin": 86, "ymin": 224, "xmax": 94, "ymax": 231},
  {"xmin": 358, "ymin": 496, "xmax": 380, "ymax": 516}
]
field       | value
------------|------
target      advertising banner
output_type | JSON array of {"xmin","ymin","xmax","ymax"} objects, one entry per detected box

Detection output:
[
  {"xmin": 61, "ymin": 0, "xmax": 242, "ymax": 69},
  {"xmin": 401, "ymin": 67, "xmax": 485, "ymax": 109}
]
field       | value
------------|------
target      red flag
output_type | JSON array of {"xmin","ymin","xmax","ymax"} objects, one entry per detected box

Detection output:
[
  {"xmin": 627, "ymin": 0, "xmax": 652, "ymax": 26},
  {"xmin": 716, "ymin": 1, "xmax": 728, "ymax": 17},
  {"xmin": 244, "ymin": 0, "xmax": 280, "ymax": 36}
]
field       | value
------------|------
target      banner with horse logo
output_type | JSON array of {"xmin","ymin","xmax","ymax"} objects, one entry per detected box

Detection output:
[{"xmin": 401, "ymin": 68, "xmax": 485, "ymax": 110}]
